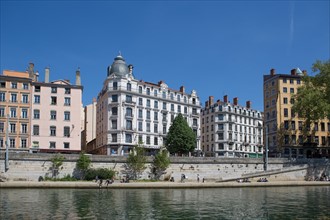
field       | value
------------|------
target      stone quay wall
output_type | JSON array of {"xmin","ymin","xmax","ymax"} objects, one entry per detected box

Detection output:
[{"xmin": 0, "ymin": 153, "xmax": 329, "ymax": 182}]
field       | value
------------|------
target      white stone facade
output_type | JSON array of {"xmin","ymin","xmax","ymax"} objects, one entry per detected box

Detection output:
[
  {"xmin": 96, "ymin": 55, "xmax": 201, "ymax": 155},
  {"xmin": 201, "ymin": 96, "xmax": 263, "ymax": 158}
]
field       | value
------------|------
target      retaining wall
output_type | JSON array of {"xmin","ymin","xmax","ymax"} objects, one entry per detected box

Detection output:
[{"xmin": 0, "ymin": 153, "xmax": 329, "ymax": 182}]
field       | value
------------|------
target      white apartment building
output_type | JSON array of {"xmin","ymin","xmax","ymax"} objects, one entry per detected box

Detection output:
[
  {"xmin": 201, "ymin": 96, "xmax": 263, "ymax": 158},
  {"xmin": 95, "ymin": 54, "xmax": 201, "ymax": 156}
]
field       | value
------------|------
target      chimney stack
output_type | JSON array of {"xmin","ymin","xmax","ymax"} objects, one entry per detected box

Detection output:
[
  {"xmin": 76, "ymin": 68, "xmax": 81, "ymax": 85},
  {"xmin": 223, "ymin": 95, "xmax": 228, "ymax": 103},
  {"xmin": 270, "ymin": 68, "xmax": 275, "ymax": 76},
  {"xmin": 180, "ymin": 86, "xmax": 185, "ymax": 93},
  {"xmin": 291, "ymin": 68, "xmax": 297, "ymax": 76},
  {"xmin": 209, "ymin": 96, "xmax": 214, "ymax": 106},
  {"xmin": 233, "ymin": 97, "xmax": 238, "ymax": 106},
  {"xmin": 45, "ymin": 67, "xmax": 50, "ymax": 83},
  {"xmin": 28, "ymin": 63, "xmax": 34, "ymax": 79},
  {"xmin": 246, "ymin": 101, "xmax": 251, "ymax": 109},
  {"xmin": 35, "ymin": 71, "xmax": 39, "ymax": 82}
]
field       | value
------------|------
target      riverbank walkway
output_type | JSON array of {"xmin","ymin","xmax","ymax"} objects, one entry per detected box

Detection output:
[{"xmin": 1, "ymin": 180, "xmax": 330, "ymax": 189}]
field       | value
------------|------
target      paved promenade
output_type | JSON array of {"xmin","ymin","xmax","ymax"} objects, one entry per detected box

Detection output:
[{"xmin": 1, "ymin": 180, "xmax": 330, "ymax": 189}]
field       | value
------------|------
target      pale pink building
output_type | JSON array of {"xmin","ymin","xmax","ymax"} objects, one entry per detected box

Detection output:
[{"xmin": 30, "ymin": 67, "xmax": 83, "ymax": 153}]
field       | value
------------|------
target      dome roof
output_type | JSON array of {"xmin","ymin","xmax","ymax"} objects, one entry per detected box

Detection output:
[{"xmin": 107, "ymin": 55, "xmax": 129, "ymax": 77}]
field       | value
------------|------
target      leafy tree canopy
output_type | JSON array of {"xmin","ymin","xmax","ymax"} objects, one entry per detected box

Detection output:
[
  {"xmin": 151, "ymin": 149, "xmax": 170, "ymax": 180},
  {"xmin": 165, "ymin": 113, "xmax": 196, "ymax": 154},
  {"xmin": 76, "ymin": 152, "xmax": 92, "ymax": 180},
  {"xmin": 293, "ymin": 60, "xmax": 330, "ymax": 124},
  {"xmin": 125, "ymin": 142, "xmax": 147, "ymax": 180}
]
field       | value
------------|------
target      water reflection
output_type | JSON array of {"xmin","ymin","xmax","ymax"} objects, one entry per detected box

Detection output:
[{"xmin": 1, "ymin": 187, "xmax": 329, "ymax": 219}]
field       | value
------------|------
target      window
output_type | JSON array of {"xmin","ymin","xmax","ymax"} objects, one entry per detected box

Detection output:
[
  {"xmin": 163, "ymin": 102, "xmax": 167, "ymax": 110},
  {"xmin": 22, "ymin": 94, "xmax": 29, "ymax": 103},
  {"xmin": 21, "ymin": 139, "xmax": 27, "ymax": 148},
  {"xmin": 0, "ymin": 138, "xmax": 3, "ymax": 148},
  {"xmin": 177, "ymin": 105, "xmax": 181, "ymax": 113},
  {"xmin": 297, "ymin": 79, "xmax": 301, "ymax": 84},
  {"xmin": 138, "ymin": 109, "xmax": 143, "ymax": 118},
  {"xmin": 170, "ymin": 93, "xmax": 174, "ymax": 100},
  {"xmin": 154, "ymin": 89, "xmax": 158, "ymax": 97},
  {"xmin": 298, "ymin": 121, "xmax": 303, "ymax": 130},
  {"xmin": 283, "ymin": 79, "xmax": 287, "ymax": 83},
  {"xmin": 162, "ymin": 113, "xmax": 167, "ymax": 122},
  {"xmin": 290, "ymin": 79, "xmax": 294, "ymax": 84},
  {"xmin": 34, "ymin": 95, "xmax": 40, "ymax": 104},
  {"xmin": 218, "ymin": 133, "xmax": 224, "ymax": 140},
  {"xmin": 193, "ymin": 118, "xmax": 198, "ymax": 126},
  {"xmin": 11, "ymin": 82, "xmax": 17, "ymax": 89},
  {"xmin": 162, "ymin": 91, "xmax": 166, "ymax": 98},
  {"xmin": 147, "ymin": 99, "xmax": 151, "ymax": 107},
  {"xmin": 110, "ymin": 82, "xmax": 117, "ymax": 91},
  {"xmin": 154, "ymin": 101, "xmax": 158, "ymax": 109},
  {"xmin": 184, "ymin": 107, "xmax": 188, "ymax": 114},
  {"xmin": 50, "ymin": 126, "xmax": 56, "ymax": 136},
  {"xmin": 51, "ymin": 87, "xmax": 57, "ymax": 93},
  {"xmin": 284, "ymin": 108, "xmax": 288, "ymax": 117},
  {"xmin": 112, "ymin": 120, "xmax": 117, "ymax": 129},
  {"xmin": 284, "ymin": 121, "xmax": 289, "ymax": 130},
  {"xmin": 218, "ymin": 114, "xmax": 224, "ymax": 120},
  {"xmin": 126, "ymin": 120, "xmax": 132, "ymax": 130},
  {"xmin": 146, "ymin": 88, "xmax": 150, "ymax": 95},
  {"xmin": 290, "ymin": 88, "xmax": 294, "ymax": 94},
  {"xmin": 163, "ymin": 125, "xmax": 167, "ymax": 134},
  {"xmin": 0, "ymin": 107, "xmax": 4, "ymax": 117},
  {"xmin": 24, "ymin": 83, "xmax": 30, "ymax": 90},
  {"xmin": 177, "ymin": 95, "xmax": 180, "ymax": 101},
  {"xmin": 0, "ymin": 122, "xmax": 4, "ymax": 132},
  {"xmin": 64, "ymin": 97, "xmax": 71, "ymax": 106},
  {"xmin": 138, "ymin": 121, "xmax": 143, "ymax": 131},
  {"xmin": 0, "ymin": 82, "xmax": 5, "ymax": 88},
  {"xmin": 65, "ymin": 88, "xmax": 71, "ymax": 94},
  {"xmin": 154, "ymin": 137, "xmax": 158, "ymax": 145},
  {"xmin": 112, "ymin": 107, "xmax": 118, "ymax": 115},
  {"xmin": 21, "ymin": 124, "xmax": 27, "ymax": 134},
  {"xmin": 126, "ymin": 108, "xmax": 132, "ymax": 117},
  {"xmin": 0, "ymin": 92, "xmax": 5, "ymax": 102},
  {"xmin": 10, "ymin": 139, "xmax": 15, "ymax": 148},
  {"xmin": 51, "ymin": 97, "xmax": 57, "ymax": 105},
  {"xmin": 154, "ymin": 112, "xmax": 158, "ymax": 121},
  {"xmin": 146, "ymin": 136, "xmax": 150, "ymax": 144},
  {"xmin": 321, "ymin": 123, "xmax": 325, "ymax": 131},
  {"xmin": 50, "ymin": 110, "xmax": 57, "ymax": 120},
  {"xmin": 33, "ymin": 125, "xmax": 39, "ymax": 135},
  {"xmin": 64, "ymin": 142, "xmax": 70, "ymax": 149},
  {"xmin": 125, "ymin": 134, "xmax": 132, "ymax": 143},
  {"xmin": 126, "ymin": 95, "xmax": 132, "ymax": 103},
  {"xmin": 218, "ymin": 124, "xmax": 224, "ymax": 130},
  {"xmin": 283, "ymin": 87, "xmax": 287, "ymax": 93},
  {"xmin": 283, "ymin": 98, "xmax": 288, "ymax": 104},
  {"xmin": 49, "ymin": 142, "xmax": 56, "ymax": 149},
  {"xmin": 139, "ymin": 98, "xmax": 143, "ymax": 106},
  {"xmin": 112, "ymin": 134, "xmax": 117, "ymax": 142},
  {"xmin": 171, "ymin": 104, "xmax": 174, "ymax": 111},
  {"xmin": 154, "ymin": 124, "xmax": 158, "ymax": 133},
  {"xmin": 10, "ymin": 108, "xmax": 16, "ymax": 118},
  {"xmin": 147, "ymin": 110, "xmax": 151, "ymax": 120},
  {"xmin": 34, "ymin": 86, "xmax": 40, "ymax": 92},
  {"xmin": 110, "ymin": 95, "xmax": 117, "ymax": 103},
  {"xmin": 139, "ymin": 86, "xmax": 142, "ymax": 93},
  {"xmin": 127, "ymin": 83, "xmax": 131, "ymax": 91},
  {"xmin": 64, "ymin": 111, "xmax": 70, "ymax": 121},
  {"xmin": 291, "ymin": 121, "xmax": 296, "ymax": 130},
  {"xmin": 10, "ymin": 123, "xmax": 16, "ymax": 133},
  {"xmin": 147, "ymin": 122, "xmax": 151, "ymax": 132},
  {"xmin": 11, "ymin": 93, "xmax": 17, "ymax": 102},
  {"xmin": 64, "ymin": 126, "xmax": 70, "ymax": 137}
]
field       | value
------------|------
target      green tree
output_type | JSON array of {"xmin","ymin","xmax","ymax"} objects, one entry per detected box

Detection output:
[
  {"xmin": 76, "ymin": 152, "xmax": 91, "ymax": 180},
  {"xmin": 125, "ymin": 142, "xmax": 147, "ymax": 180},
  {"xmin": 50, "ymin": 154, "xmax": 65, "ymax": 178},
  {"xmin": 293, "ymin": 60, "xmax": 330, "ymax": 125},
  {"xmin": 165, "ymin": 113, "xmax": 196, "ymax": 154},
  {"xmin": 151, "ymin": 148, "xmax": 170, "ymax": 180}
]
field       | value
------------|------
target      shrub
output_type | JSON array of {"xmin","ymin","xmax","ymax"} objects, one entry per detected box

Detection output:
[{"xmin": 84, "ymin": 168, "xmax": 116, "ymax": 181}]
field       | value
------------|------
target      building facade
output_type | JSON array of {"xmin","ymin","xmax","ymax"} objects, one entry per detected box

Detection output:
[
  {"xmin": 201, "ymin": 95, "xmax": 263, "ymax": 158},
  {"xmin": 263, "ymin": 68, "xmax": 330, "ymax": 158},
  {"xmin": 95, "ymin": 55, "xmax": 201, "ymax": 155},
  {"xmin": 0, "ymin": 63, "xmax": 83, "ymax": 153},
  {"xmin": 81, "ymin": 98, "xmax": 97, "ymax": 153}
]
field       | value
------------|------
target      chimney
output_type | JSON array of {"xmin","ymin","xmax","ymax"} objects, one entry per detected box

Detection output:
[
  {"xmin": 180, "ymin": 86, "xmax": 185, "ymax": 93},
  {"xmin": 233, "ymin": 97, "xmax": 238, "ymax": 106},
  {"xmin": 128, "ymin": 64, "xmax": 133, "ymax": 74},
  {"xmin": 28, "ymin": 63, "xmax": 34, "ymax": 79},
  {"xmin": 223, "ymin": 95, "xmax": 228, "ymax": 103},
  {"xmin": 76, "ymin": 68, "xmax": 81, "ymax": 85},
  {"xmin": 92, "ymin": 97, "xmax": 97, "ymax": 103},
  {"xmin": 208, "ymin": 96, "xmax": 214, "ymax": 106},
  {"xmin": 291, "ymin": 68, "xmax": 296, "ymax": 76},
  {"xmin": 270, "ymin": 68, "xmax": 275, "ymax": 76},
  {"xmin": 302, "ymin": 70, "xmax": 307, "ymax": 76},
  {"xmin": 45, "ymin": 67, "xmax": 50, "ymax": 83},
  {"xmin": 35, "ymin": 71, "xmax": 39, "ymax": 82},
  {"xmin": 246, "ymin": 101, "xmax": 251, "ymax": 109}
]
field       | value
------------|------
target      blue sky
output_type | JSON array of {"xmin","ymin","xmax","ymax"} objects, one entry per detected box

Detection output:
[{"xmin": 1, "ymin": 1, "xmax": 329, "ymax": 111}]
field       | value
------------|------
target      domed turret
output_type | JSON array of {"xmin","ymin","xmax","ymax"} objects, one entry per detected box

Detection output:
[{"xmin": 107, "ymin": 55, "xmax": 129, "ymax": 78}]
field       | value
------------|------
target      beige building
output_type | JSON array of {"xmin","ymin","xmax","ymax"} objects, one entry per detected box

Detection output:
[
  {"xmin": 0, "ymin": 63, "xmax": 83, "ymax": 153},
  {"xmin": 263, "ymin": 68, "xmax": 330, "ymax": 158},
  {"xmin": 81, "ymin": 98, "xmax": 97, "ymax": 153}
]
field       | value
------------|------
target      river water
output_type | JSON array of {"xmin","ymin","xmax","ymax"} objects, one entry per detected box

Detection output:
[{"xmin": 1, "ymin": 186, "xmax": 329, "ymax": 219}]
